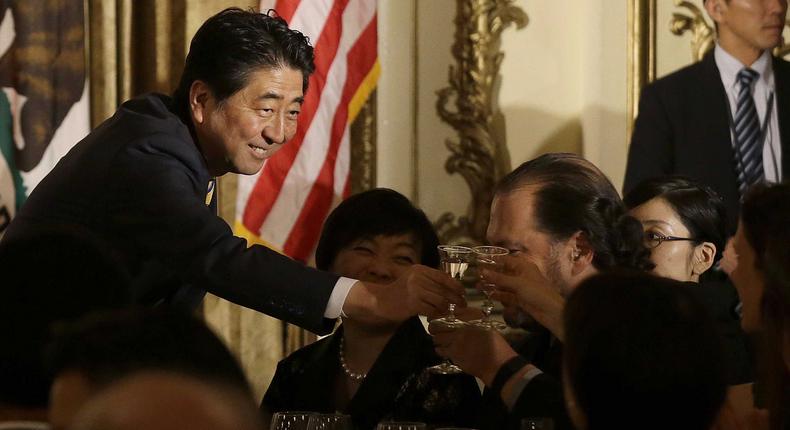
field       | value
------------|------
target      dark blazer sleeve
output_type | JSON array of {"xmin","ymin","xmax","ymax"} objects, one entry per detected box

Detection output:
[
  {"xmin": 105, "ymin": 133, "xmax": 339, "ymax": 334},
  {"xmin": 624, "ymin": 82, "xmax": 675, "ymax": 195},
  {"xmin": 509, "ymin": 373, "xmax": 573, "ymax": 430}
]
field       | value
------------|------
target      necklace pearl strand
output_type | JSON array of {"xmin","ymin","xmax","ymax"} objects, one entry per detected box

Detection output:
[{"xmin": 339, "ymin": 336, "xmax": 367, "ymax": 381}]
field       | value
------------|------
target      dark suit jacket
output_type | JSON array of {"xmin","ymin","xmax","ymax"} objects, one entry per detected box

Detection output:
[
  {"xmin": 477, "ymin": 327, "xmax": 572, "ymax": 430},
  {"xmin": 1, "ymin": 94, "xmax": 338, "ymax": 334},
  {"xmin": 262, "ymin": 318, "xmax": 482, "ymax": 430},
  {"xmin": 688, "ymin": 275, "xmax": 754, "ymax": 385},
  {"xmin": 624, "ymin": 50, "xmax": 790, "ymax": 233}
]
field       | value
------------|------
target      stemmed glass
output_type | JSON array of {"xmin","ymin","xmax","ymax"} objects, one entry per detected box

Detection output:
[
  {"xmin": 468, "ymin": 246, "xmax": 508, "ymax": 330},
  {"xmin": 306, "ymin": 413, "xmax": 352, "ymax": 430},
  {"xmin": 271, "ymin": 411, "xmax": 314, "ymax": 430},
  {"xmin": 427, "ymin": 245, "xmax": 472, "ymax": 375},
  {"xmin": 376, "ymin": 422, "xmax": 427, "ymax": 430},
  {"xmin": 521, "ymin": 417, "xmax": 554, "ymax": 430}
]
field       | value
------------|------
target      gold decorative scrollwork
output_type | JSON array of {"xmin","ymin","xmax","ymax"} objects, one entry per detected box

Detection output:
[
  {"xmin": 434, "ymin": 0, "xmax": 527, "ymax": 246},
  {"xmin": 775, "ymin": 19, "xmax": 790, "ymax": 58},
  {"xmin": 349, "ymin": 91, "xmax": 377, "ymax": 195},
  {"xmin": 670, "ymin": 0, "xmax": 715, "ymax": 62}
]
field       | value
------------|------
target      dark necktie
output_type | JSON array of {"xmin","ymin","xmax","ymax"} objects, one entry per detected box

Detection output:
[{"xmin": 733, "ymin": 68, "xmax": 764, "ymax": 194}]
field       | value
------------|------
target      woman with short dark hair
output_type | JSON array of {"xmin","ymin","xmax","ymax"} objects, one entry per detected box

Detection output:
[
  {"xmin": 262, "ymin": 189, "xmax": 480, "ymax": 429},
  {"xmin": 625, "ymin": 176, "xmax": 727, "ymax": 283},
  {"xmin": 626, "ymin": 176, "xmax": 753, "ymax": 389}
]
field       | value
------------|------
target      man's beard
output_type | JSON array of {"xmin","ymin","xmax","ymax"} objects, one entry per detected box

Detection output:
[
  {"xmin": 504, "ymin": 246, "xmax": 569, "ymax": 330},
  {"xmin": 545, "ymin": 242, "xmax": 571, "ymax": 297}
]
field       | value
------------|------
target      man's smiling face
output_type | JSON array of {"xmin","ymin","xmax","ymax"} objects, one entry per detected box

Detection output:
[{"xmin": 192, "ymin": 66, "xmax": 304, "ymax": 176}]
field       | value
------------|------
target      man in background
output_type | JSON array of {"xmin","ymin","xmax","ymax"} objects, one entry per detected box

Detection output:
[{"xmin": 625, "ymin": 0, "xmax": 789, "ymax": 233}]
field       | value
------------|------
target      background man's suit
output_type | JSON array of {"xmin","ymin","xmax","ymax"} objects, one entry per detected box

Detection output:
[
  {"xmin": 1, "ymin": 94, "xmax": 338, "ymax": 334},
  {"xmin": 624, "ymin": 50, "xmax": 790, "ymax": 233}
]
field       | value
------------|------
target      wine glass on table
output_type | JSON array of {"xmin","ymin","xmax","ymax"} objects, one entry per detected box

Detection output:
[
  {"xmin": 427, "ymin": 245, "xmax": 472, "ymax": 375},
  {"xmin": 306, "ymin": 413, "xmax": 352, "ymax": 430},
  {"xmin": 468, "ymin": 246, "xmax": 508, "ymax": 330},
  {"xmin": 271, "ymin": 411, "xmax": 314, "ymax": 430},
  {"xmin": 375, "ymin": 422, "xmax": 427, "ymax": 430}
]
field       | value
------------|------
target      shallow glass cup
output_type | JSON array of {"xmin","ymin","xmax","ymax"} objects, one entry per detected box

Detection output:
[
  {"xmin": 271, "ymin": 411, "xmax": 314, "ymax": 430},
  {"xmin": 306, "ymin": 413, "xmax": 352, "ymax": 430},
  {"xmin": 428, "ymin": 245, "xmax": 473, "ymax": 375},
  {"xmin": 468, "ymin": 245, "xmax": 509, "ymax": 330},
  {"xmin": 375, "ymin": 422, "xmax": 427, "ymax": 430}
]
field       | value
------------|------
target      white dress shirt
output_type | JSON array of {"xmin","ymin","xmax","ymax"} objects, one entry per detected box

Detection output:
[
  {"xmin": 324, "ymin": 277, "xmax": 357, "ymax": 318},
  {"xmin": 714, "ymin": 45, "xmax": 783, "ymax": 182}
]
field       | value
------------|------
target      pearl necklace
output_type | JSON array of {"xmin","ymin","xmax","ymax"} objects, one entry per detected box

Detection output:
[{"xmin": 338, "ymin": 336, "xmax": 367, "ymax": 381}]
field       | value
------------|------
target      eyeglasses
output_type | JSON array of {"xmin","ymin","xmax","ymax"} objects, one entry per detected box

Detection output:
[{"xmin": 643, "ymin": 231, "xmax": 698, "ymax": 249}]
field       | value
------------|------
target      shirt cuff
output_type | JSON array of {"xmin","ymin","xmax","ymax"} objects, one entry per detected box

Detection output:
[
  {"xmin": 323, "ymin": 277, "xmax": 358, "ymax": 319},
  {"xmin": 504, "ymin": 367, "xmax": 544, "ymax": 410}
]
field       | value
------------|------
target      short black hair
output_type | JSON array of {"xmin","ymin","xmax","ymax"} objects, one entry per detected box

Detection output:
[
  {"xmin": 172, "ymin": 8, "xmax": 315, "ymax": 116},
  {"xmin": 0, "ymin": 228, "xmax": 131, "ymax": 407},
  {"xmin": 315, "ymin": 188, "xmax": 440, "ymax": 271},
  {"xmin": 496, "ymin": 153, "xmax": 653, "ymax": 272},
  {"xmin": 624, "ymin": 175, "xmax": 727, "ymax": 262},
  {"xmin": 46, "ymin": 308, "xmax": 251, "ymax": 396},
  {"xmin": 563, "ymin": 271, "xmax": 726, "ymax": 430}
]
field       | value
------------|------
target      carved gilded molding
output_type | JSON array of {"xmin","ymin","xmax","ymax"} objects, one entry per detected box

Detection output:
[
  {"xmin": 670, "ymin": 0, "xmax": 715, "ymax": 62},
  {"xmin": 435, "ymin": 0, "xmax": 526, "ymax": 246},
  {"xmin": 627, "ymin": 0, "xmax": 656, "ymax": 139},
  {"xmin": 349, "ymin": 91, "xmax": 377, "ymax": 195}
]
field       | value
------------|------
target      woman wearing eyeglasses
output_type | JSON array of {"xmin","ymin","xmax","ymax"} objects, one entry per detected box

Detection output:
[
  {"xmin": 624, "ymin": 176, "xmax": 727, "ymax": 283},
  {"xmin": 624, "ymin": 176, "xmax": 754, "ymax": 390}
]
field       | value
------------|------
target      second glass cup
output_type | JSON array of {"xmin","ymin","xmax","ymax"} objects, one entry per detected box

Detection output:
[
  {"xmin": 428, "ymin": 245, "xmax": 473, "ymax": 375},
  {"xmin": 468, "ymin": 246, "xmax": 509, "ymax": 330}
]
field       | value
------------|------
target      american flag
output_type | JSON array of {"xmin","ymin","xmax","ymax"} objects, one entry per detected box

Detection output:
[{"xmin": 234, "ymin": 0, "xmax": 378, "ymax": 262}]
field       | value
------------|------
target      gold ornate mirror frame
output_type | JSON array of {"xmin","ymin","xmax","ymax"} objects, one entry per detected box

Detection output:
[{"xmin": 434, "ymin": 0, "xmax": 527, "ymax": 246}]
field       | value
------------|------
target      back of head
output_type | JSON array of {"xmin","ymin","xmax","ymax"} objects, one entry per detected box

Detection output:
[
  {"xmin": 315, "ymin": 188, "xmax": 440, "ymax": 270},
  {"xmin": 47, "ymin": 308, "xmax": 251, "ymax": 397},
  {"xmin": 496, "ymin": 153, "xmax": 652, "ymax": 272},
  {"xmin": 563, "ymin": 271, "xmax": 726, "ymax": 430},
  {"xmin": 69, "ymin": 371, "xmax": 262, "ymax": 430},
  {"xmin": 0, "ymin": 228, "xmax": 130, "ymax": 409},
  {"xmin": 624, "ymin": 175, "xmax": 727, "ymax": 262},
  {"xmin": 172, "ymin": 7, "xmax": 315, "ymax": 117}
]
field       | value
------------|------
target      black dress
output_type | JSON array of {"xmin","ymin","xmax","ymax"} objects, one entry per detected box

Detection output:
[{"xmin": 262, "ymin": 318, "xmax": 482, "ymax": 430}]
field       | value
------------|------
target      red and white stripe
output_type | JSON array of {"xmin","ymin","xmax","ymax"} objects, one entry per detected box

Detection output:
[{"xmin": 235, "ymin": 0, "xmax": 378, "ymax": 263}]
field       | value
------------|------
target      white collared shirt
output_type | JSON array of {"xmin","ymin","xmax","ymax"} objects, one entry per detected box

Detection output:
[{"xmin": 714, "ymin": 45, "xmax": 783, "ymax": 182}]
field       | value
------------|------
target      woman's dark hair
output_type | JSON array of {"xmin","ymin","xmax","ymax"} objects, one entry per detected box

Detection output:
[
  {"xmin": 315, "ymin": 188, "xmax": 439, "ymax": 271},
  {"xmin": 624, "ymin": 175, "xmax": 727, "ymax": 262},
  {"xmin": 741, "ymin": 182, "xmax": 790, "ymax": 430},
  {"xmin": 172, "ymin": 8, "xmax": 315, "ymax": 117},
  {"xmin": 563, "ymin": 271, "xmax": 726, "ymax": 430},
  {"xmin": 496, "ymin": 153, "xmax": 653, "ymax": 272}
]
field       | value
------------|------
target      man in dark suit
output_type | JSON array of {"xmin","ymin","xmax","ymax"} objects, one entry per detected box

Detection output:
[
  {"xmin": 430, "ymin": 153, "xmax": 654, "ymax": 430},
  {"xmin": 625, "ymin": 0, "xmax": 789, "ymax": 233},
  {"xmin": 0, "ymin": 8, "xmax": 464, "ymax": 335}
]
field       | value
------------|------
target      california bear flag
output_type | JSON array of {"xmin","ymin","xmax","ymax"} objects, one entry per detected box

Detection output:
[{"xmin": 0, "ymin": 1, "xmax": 89, "ymax": 237}]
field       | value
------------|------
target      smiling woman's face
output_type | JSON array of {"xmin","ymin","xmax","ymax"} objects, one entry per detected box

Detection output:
[
  {"xmin": 329, "ymin": 233, "xmax": 421, "ymax": 285},
  {"xmin": 628, "ymin": 197, "xmax": 703, "ymax": 282}
]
